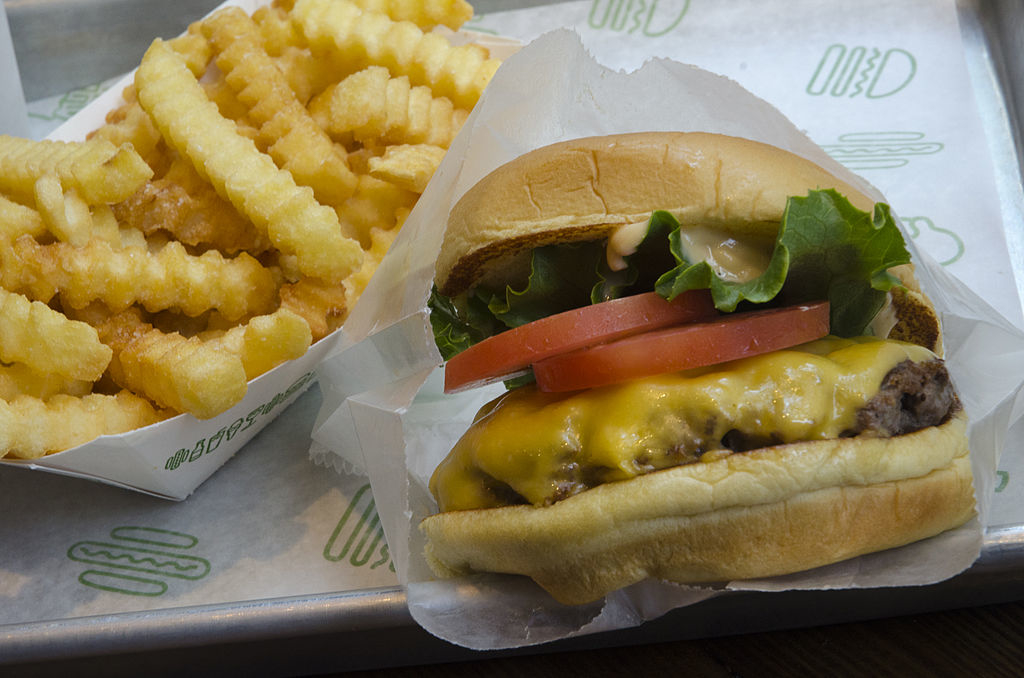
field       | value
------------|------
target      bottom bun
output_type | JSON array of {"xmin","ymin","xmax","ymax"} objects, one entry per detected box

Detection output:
[{"xmin": 421, "ymin": 412, "xmax": 975, "ymax": 605}]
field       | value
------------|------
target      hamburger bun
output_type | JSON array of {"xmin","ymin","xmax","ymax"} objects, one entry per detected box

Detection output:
[
  {"xmin": 422, "ymin": 132, "xmax": 972, "ymax": 604},
  {"xmin": 422, "ymin": 412, "xmax": 973, "ymax": 605},
  {"xmin": 435, "ymin": 132, "xmax": 873, "ymax": 297}
]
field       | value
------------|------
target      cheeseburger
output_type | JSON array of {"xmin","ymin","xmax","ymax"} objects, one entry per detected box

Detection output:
[{"xmin": 421, "ymin": 132, "xmax": 975, "ymax": 605}]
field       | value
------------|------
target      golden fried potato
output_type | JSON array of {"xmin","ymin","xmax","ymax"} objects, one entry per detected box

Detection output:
[
  {"xmin": 314, "ymin": 66, "xmax": 469, "ymax": 149},
  {"xmin": 0, "ymin": 391, "xmax": 170, "ymax": 459},
  {"xmin": 0, "ymin": 287, "xmax": 112, "ymax": 382},
  {"xmin": 203, "ymin": 307, "xmax": 312, "ymax": 379},
  {"xmin": 0, "ymin": 193, "xmax": 46, "ymax": 241},
  {"xmin": 0, "ymin": 135, "xmax": 153, "ymax": 205},
  {"xmin": 135, "ymin": 38, "xmax": 363, "ymax": 283},
  {"xmin": 293, "ymin": 0, "xmax": 499, "ymax": 109},
  {"xmin": 113, "ymin": 155, "xmax": 271, "ymax": 255},
  {"xmin": 0, "ymin": 0, "xmax": 499, "ymax": 458},
  {"xmin": 92, "ymin": 307, "xmax": 249, "ymax": 420},
  {"xmin": 368, "ymin": 143, "xmax": 447, "ymax": 193},
  {"xmin": 0, "ymin": 235, "xmax": 278, "ymax": 320},
  {"xmin": 203, "ymin": 7, "xmax": 358, "ymax": 211},
  {"xmin": 347, "ymin": 0, "xmax": 473, "ymax": 31}
]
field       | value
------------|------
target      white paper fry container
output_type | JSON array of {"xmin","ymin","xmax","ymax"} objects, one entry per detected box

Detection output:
[
  {"xmin": 0, "ymin": 0, "xmax": 511, "ymax": 500},
  {"xmin": 311, "ymin": 29, "xmax": 1024, "ymax": 649}
]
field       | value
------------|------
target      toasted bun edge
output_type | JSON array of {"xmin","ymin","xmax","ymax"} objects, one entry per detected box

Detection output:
[{"xmin": 435, "ymin": 132, "xmax": 874, "ymax": 297}]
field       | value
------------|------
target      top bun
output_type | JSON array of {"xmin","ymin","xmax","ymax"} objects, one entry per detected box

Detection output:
[{"xmin": 435, "ymin": 132, "xmax": 874, "ymax": 297}]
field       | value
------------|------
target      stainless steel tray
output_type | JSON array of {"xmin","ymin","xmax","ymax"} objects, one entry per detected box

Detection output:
[
  {"xmin": 2, "ymin": 0, "xmax": 1023, "ymax": 674},
  {"xmin": 4, "ymin": 524, "xmax": 1024, "ymax": 675}
]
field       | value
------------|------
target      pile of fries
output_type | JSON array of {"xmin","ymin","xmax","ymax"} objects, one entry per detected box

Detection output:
[{"xmin": 0, "ymin": 0, "xmax": 498, "ymax": 459}]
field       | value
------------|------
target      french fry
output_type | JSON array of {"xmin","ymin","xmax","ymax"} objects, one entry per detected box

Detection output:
[
  {"xmin": 204, "ymin": 307, "xmax": 312, "ymax": 379},
  {"xmin": 34, "ymin": 175, "xmax": 119, "ymax": 246},
  {"xmin": 0, "ymin": 135, "xmax": 154, "ymax": 205},
  {"xmin": 368, "ymin": 143, "xmax": 447, "ymax": 193},
  {"xmin": 87, "ymin": 88, "xmax": 165, "ymax": 169},
  {"xmin": 91, "ymin": 307, "xmax": 249, "ymax": 420},
  {"xmin": 346, "ymin": 0, "xmax": 474, "ymax": 31},
  {"xmin": 279, "ymin": 277, "xmax": 348, "ymax": 341},
  {"xmin": 343, "ymin": 224, "xmax": 398, "ymax": 310},
  {"xmin": 252, "ymin": 2, "xmax": 305, "ymax": 56},
  {"xmin": 0, "ymin": 193, "xmax": 46, "ymax": 241},
  {"xmin": 0, "ymin": 391, "xmax": 170, "ymax": 460},
  {"xmin": 313, "ymin": 66, "xmax": 469, "ymax": 149},
  {"xmin": 134, "ymin": 38, "xmax": 363, "ymax": 283},
  {"xmin": 0, "ymin": 288, "xmax": 112, "ymax": 382},
  {"xmin": 113, "ymin": 155, "xmax": 272, "ymax": 255},
  {"xmin": 292, "ymin": 0, "xmax": 499, "ymax": 109},
  {"xmin": 0, "ymin": 236, "xmax": 278, "ymax": 320},
  {"xmin": 0, "ymin": 363, "xmax": 91, "ymax": 400},
  {"xmin": 0, "ymin": 0, "xmax": 500, "ymax": 458},
  {"xmin": 202, "ymin": 7, "xmax": 358, "ymax": 212}
]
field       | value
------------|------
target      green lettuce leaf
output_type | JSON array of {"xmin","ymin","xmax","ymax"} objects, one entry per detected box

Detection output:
[
  {"xmin": 484, "ymin": 242, "xmax": 607, "ymax": 329},
  {"xmin": 428, "ymin": 189, "xmax": 911, "ymax": 359},
  {"xmin": 427, "ymin": 287, "xmax": 499, "ymax": 361},
  {"xmin": 655, "ymin": 188, "xmax": 910, "ymax": 336}
]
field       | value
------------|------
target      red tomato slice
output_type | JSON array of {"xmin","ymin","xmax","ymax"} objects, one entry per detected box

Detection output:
[
  {"xmin": 443, "ymin": 290, "xmax": 718, "ymax": 393},
  {"xmin": 533, "ymin": 301, "xmax": 831, "ymax": 393}
]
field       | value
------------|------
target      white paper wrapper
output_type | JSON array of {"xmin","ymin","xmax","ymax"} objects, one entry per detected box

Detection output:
[{"xmin": 312, "ymin": 29, "xmax": 1024, "ymax": 649}]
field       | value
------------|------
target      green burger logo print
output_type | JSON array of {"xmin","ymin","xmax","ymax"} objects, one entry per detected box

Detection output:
[
  {"xmin": 821, "ymin": 132, "xmax": 943, "ymax": 171},
  {"xmin": 807, "ymin": 44, "xmax": 916, "ymax": 99},
  {"xmin": 587, "ymin": 0, "xmax": 689, "ymax": 36},
  {"xmin": 68, "ymin": 526, "xmax": 211, "ymax": 597},
  {"xmin": 324, "ymin": 484, "xmax": 394, "ymax": 572}
]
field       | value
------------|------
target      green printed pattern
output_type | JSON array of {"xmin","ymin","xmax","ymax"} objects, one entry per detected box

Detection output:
[
  {"xmin": 587, "ymin": 0, "xmax": 689, "ymax": 36},
  {"xmin": 807, "ymin": 45, "xmax": 916, "ymax": 99},
  {"xmin": 822, "ymin": 132, "xmax": 943, "ymax": 171},
  {"xmin": 324, "ymin": 484, "xmax": 394, "ymax": 572},
  {"xmin": 996, "ymin": 471, "xmax": 1009, "ymax": 493},
  {"xmin": 902, "ymin": 216, "xmax": 964, "ymax": 266},
  {"xmin": 165, "ymin": 371, "xmax": 315, "ymax": 471},
  {"xmin": 68, "ymin": 527, "xmax": 210, "ymax": 597},
  {"xmin": 28, "ymin": 82, "xmax": 110, "ymax": 123}
]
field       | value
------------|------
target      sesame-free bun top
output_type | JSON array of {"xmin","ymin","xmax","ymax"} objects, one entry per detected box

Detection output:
[{"xmin": 435, "ymin": 132, "xmax": 874, "ymax": 297}]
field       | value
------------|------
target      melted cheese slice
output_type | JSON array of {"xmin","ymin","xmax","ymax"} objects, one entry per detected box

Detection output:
[{"xmin": 430, "ymin": 337, "xmax": 938, "ymax": 512}]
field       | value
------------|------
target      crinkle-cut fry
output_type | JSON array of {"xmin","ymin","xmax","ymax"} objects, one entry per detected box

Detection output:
[
  {"xmin": 252, "ymin": 3, "xmax": 305, "ymax": 56},
  {"xmin": 0, "ymin": 363, "xmax": 91, "ymax": 400},
  {"xmin": 167, "ymin": 26, "xmax": 213, "ymax": 76},
  {"xmin": 114, "ymin": 155, "xmax": 271, "ymax": 255},
  {"xmin": 93, "ymin": 307, "xmax": 249, "ymax": 419},
  {"xmin": 0, "ymin": 391, "xmax": 170, "ymax": 459},
  {"xmin": 34, "ymin": 176, "xmax": 119, "ymax": 246},
  {"xmin": 347, "ymin": 0, "xmax": 473, "ymax": 31},
  {"xmin": 204, "ymin": 308, "xmax": 312, "ymax": 379},
  {"xmin": 0, "ymin": 193, "xmax": 46, "ymax": 241},
  {"xmin": 293, "ymin": 0, "xmax": 500, "ymax": 110},
  {"xmin": 202, "ymin": 71, "xmax": 254, "ymax": 125},
  {"xmin": 87, "ymin": 89, "xmax": 164, "ymax": 167},
  {"xmin": 337, "ymin": 173, "xmax": 417, "ymax": 246},
  {"xmin": 273, "ymin": 46, "xmax": 348, "ymax": 106},
  {"xmin": 0, "ymin": 134, "xmax": 154, "ymax": 205},
  {"xmin": 316, "ymin": 66, "xmax": 468, "ymax": 148},
  {"xmin": 135, "ymin": 39, "xmax": 362, "ymax": 283},
  {"xmin": 343, "ymin": 224, "xmax": 398, "ymax": 310},
  {"xmin": 203, "ymin": 8, "xmax": 357, "ymax": 210},
  {"xmin": 0, "ymin": 288, "xmax": 112, "ymax": 382},
  {"xmin": 1, "ymin": 235, "xmax": 278, "ymax": 321},
  {"xmin": 368, "ymin": 143, "xmax": 447, "ymax": 193},
  {"xmin": 279, "ymin": 277, "xmax": 348, "ymax": 341}
]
